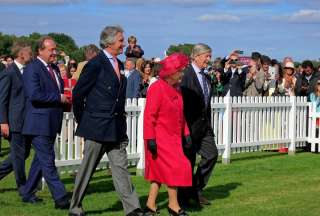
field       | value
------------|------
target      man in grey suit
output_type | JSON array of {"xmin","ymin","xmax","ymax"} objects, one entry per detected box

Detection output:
[
  {"xmin": 125, "ymin": 58, "xmax": 142, "ymax": 98},
  {"xmin": 0, "ymin": 41, "xmax": 33, "ymax": 193},
  {"xmin": 69, "ymin": 26, "xmax": 142, "ymax": 216}
]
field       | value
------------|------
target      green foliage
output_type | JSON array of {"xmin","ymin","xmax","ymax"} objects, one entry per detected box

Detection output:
[
  {"xmin": 166, "ymin": 43, "xmax": 194, "ymax": 56},
  {"xmin": 69, "ymin": 46, "xmax": 86, "ymax": 62},
  {"xmin": 48, "ymin": 33, "xmax": 78, "ymax": 55},
  {"xmin": 0, "ymin": 32, "xmax": 17, "ymax": 56},
  {"xmin": 0, "ymin": 32, "xmax": 85, "ymax": 62}
]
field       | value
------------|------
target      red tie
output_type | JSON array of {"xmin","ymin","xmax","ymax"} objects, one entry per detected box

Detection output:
[
  {"xmin": 112, "ymin": 57, "xmax": 120, "ymax": 80},
  {"xmin": 48, "ymin": 65, "xmax": 58, "ymax": 86}
]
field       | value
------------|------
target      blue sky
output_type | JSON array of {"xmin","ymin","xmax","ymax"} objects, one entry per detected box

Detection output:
[{"xmin": 0, "ymin": 0, "xmax": 319, "ymax": 61}]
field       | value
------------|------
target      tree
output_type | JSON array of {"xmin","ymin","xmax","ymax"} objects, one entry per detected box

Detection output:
[
  {"xmin": 0, "ymin": 33, "xmax": 16, "ymax": 56},
  {"xmin": 48, "ymin": 33, "xmax": 78, "ymax": 55},
  {"xmin": 166, "ymin": 43, "xmax": 194, "ymax": 56}
]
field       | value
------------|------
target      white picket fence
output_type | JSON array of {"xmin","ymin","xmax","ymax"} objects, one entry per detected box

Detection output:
[
  {"xmin": 54, "ymin": 96, "xmax": 316, "ymax": 173},
  {"xmin": 308, "ymin": 103, "xmax": 320, "ymax": 153}
]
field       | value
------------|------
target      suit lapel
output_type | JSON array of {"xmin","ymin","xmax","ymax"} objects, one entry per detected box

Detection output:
[
  {"xmin": 189, "ymin": 66, "xmax": 205, "ymax": 99},
  {"xmin": 12, "ymin": 63, "xmax": 23, "ymax": 82},
  {"xmin": 35, "ymin": 58, "xmax": 60, "ymax": 92},
  {"xmin": 99, "ymin": 52, "xmax": 120, "ymax": 85}
]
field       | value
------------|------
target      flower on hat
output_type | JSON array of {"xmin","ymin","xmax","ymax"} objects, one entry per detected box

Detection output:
[{"xmin": 159, "ymin": 53, "xmax": 189, "ymax": 79}]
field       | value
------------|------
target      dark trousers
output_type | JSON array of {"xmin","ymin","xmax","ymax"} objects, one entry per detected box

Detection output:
[
  {"xmin": 21, "ymin": 135, "xmax": 67, "ymax": 202},
  {"xmin": 179, "ymin": 128, "xmax": 218, "ymax": 202},
  {"xmin": 0, "ymin": 132, "xmax": 31, "ymax": 189}
]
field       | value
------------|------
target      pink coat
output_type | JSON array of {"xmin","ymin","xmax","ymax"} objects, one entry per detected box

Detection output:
[{"xmin": 143, "ymin": 79, "xmax": 192, "ymax": 186}]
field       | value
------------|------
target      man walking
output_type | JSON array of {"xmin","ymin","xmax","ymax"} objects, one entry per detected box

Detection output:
[
  {"xmin": 20, "ymin": 36, "xmax": 70, "ymax": 208},
  {"xmin": 179, "ymin": 43, "xmax": 219, "ymax": 207},
  {"xmin": 69, "ymin": 26, "xmax": 142, "ymax": 216},
  {"xmin": 0, "ymin": 41, "xmax": 33, "ymax": 193}
]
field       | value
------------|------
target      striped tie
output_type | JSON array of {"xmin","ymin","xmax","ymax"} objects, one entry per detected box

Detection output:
[{"xmin": 200, "ymin": 71, "xmax": 209, "ymax": 106}]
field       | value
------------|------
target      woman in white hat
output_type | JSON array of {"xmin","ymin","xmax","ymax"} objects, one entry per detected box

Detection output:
[{"xmin": 278, "ymin": 61, "xmax": 297, "ymax": 96}]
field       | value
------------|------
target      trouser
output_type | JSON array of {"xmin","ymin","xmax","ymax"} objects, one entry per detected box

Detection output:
[
  {"xmin": 69, "ymin": 139, "xmax": 141, "ymax": 215},
  {"xmin": 0, "ymin": 132, "xmax": 31, "ymax": 190},
  {"xmin": 179, "ymin": 128, "xmax": 218, "ymax": 202},
  {"xmin": 21, "ymin": 135, "xmax": 67, "ymax": 202}
]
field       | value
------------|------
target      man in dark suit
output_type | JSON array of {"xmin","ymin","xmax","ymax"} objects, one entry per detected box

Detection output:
[
  {"xmin": 179, "ymin": 43, "xmax": 218, "ymax": 207},
  {"xmin": 0, "ymin": 42, "xmax": 33, "ymax": 193},
  {"xmin": 69, "ymin": 26, "xmax": 142, "ymax": 216},
  {"xmin": 20, "ymin": 36, "xmax": 70, "ymax": 208},
  {"xmin": 221, "ymin": 54, "xmax": 246, "ymax": 97},
  {"xmin": 295, "ymin": 60, "xmax": 320, "ymax": 99},
  {"xmin": 125, "ymin": 58, "xmax": 142, "ymax": 98}
]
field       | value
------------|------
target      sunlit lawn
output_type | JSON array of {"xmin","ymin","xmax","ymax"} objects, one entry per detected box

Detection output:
[{"xmin": 0, "ymin": 139, "xmax": 319, "ymax": 216}]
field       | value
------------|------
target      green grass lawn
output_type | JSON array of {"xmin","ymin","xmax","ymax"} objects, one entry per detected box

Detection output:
[{"xmin": 0, "ymin": 139, "xmax": 319, "ymax": 216}]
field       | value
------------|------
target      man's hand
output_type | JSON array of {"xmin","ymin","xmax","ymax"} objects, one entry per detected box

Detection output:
[{"xmin": 0, "ymin": 123, "xmax": 10, "ymax": 138}]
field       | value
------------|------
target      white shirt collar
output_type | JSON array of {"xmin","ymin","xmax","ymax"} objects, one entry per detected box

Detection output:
[
  {"xmin": 103, "ymin": 49, "xmax": 115, "ymax": 60},
  {"xmin": 37, "ymin": 56, "xmax": 48, "ymax": 67},
  {"xmin": 14, "ymin": 59, "xmax": 24, "ymax": 73},
  {"xmin": 306, "ymin": 74, "xmax": 312, "ymax": 81},
  {"xmin": 191, "ymin": 62, "xmax": 202, "ymax": 74}
]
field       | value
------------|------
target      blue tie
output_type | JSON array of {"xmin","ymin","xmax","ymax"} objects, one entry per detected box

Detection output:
[{"xmin": 200, "ymin": 71, "xmax": 209, "ymax": 106}]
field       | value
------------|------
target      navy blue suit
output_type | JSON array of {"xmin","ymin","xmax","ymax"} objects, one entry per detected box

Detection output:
[
  {"xmin": 73, "ymin": 51, "xmax": 127, "ymax": 142},
  {"xmin": 126, "ymin": 69, "xmax": 141, "ymax": 98},
  {"xmin": 21, "ymin": 58, "xmax": 67, "ymax": 202},
  {"xmin": 0, "ymin": 63, "xmax": 31, "ymax": 190}
]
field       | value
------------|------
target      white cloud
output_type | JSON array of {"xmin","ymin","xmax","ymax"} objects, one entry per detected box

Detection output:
[
  {"xmin": 275, "ymin": 9, "xmax": 320, "ymax": 23},
  {"xmin": 228, "ymin": 0, "xmax": 279, "ymax": 5},
  {"xmin": 0, "ymin": 0, "xmax": 80, "ymax": 4},
  {"xmin": 198, "ymin": 13, "xmax": 241, "ymax": 22}
]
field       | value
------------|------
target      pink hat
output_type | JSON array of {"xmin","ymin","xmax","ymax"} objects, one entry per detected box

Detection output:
[{"xmin": 159, "ymin": 53, "xmax": 189, "ymax": 79}]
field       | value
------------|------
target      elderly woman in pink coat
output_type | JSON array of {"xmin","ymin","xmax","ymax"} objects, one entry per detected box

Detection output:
[{"xmin": 143, "ymin": 53, "xmax": 192, "ymax": 216}]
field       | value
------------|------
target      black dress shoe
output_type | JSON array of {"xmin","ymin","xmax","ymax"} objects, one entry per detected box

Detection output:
[
  {"xmin": 143, "ymin": 206, "xmax": 160, "ymax": 216},
  {"xmin": 22, "ymin": 196, "xmax": 43, "ymax": 204},
  {"xmin": 198, "ymin": 195, "xmax": 210, "ymax": 205},
  {"xmin": 126, "ymin": 208, "xmax": 144, "ymax": 216},
  {"xmin": 55, "ymin": 197, "xmax": 70, "ymax": 209},
  {"xmin": 167, "ymin": 207, "xmax": 188, "ymax": 216}
]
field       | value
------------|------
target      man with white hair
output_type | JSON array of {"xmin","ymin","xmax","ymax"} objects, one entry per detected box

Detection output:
[
  {"xmin": 69, "ymin": 25, "xmax": 142, "ymax": 216},
  {"xmin": 179, "ymin": 43, "xmax": 218, "ymax": 207}
]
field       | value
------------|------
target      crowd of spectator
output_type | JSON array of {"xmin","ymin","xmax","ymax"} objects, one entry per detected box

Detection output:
[{"xmin": 2, "ymin": 37, "xmax": 320, "ymax": 103}]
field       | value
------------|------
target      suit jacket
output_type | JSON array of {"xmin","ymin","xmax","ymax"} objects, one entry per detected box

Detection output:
[
  {"xmin": 22, "ymin": 58, "xmax": 64, "ymax": 137},
  {"xmin": 0, "ymin": 63, "xmax": 26, "ymax": 132},
  {"xmin": 295, "ymin": 72, "xmax": 320, "ymax": 99},
  {"xmin": 181, "ymin": 64, "xmax": 212, "ymax": 143},
  {"xmin": 73, "ymin": 51, "xmax": 127, "ymax": 143},
  {"xmin": 222, "ymin": 68, "xmax": 246, "ymax": 97},
  {"xmin": 126, "ymin": 69, "xmax": 141, "ymax": 98},
  {"xmin": 243, "ymin": 68, "xmax": 265, "ymax": 96}
]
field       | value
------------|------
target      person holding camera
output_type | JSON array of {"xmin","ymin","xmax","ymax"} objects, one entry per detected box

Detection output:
[
  {"xmin": 221, "ymin": 53, "xmax": 246, "ymax": 96},
  {"xmin": 125, "ymin": 35, "xmax": 144, "ymax": 58},
  {"xmin": 295, "ymin": 60, "xmax": 320, "ymax": 99}
]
